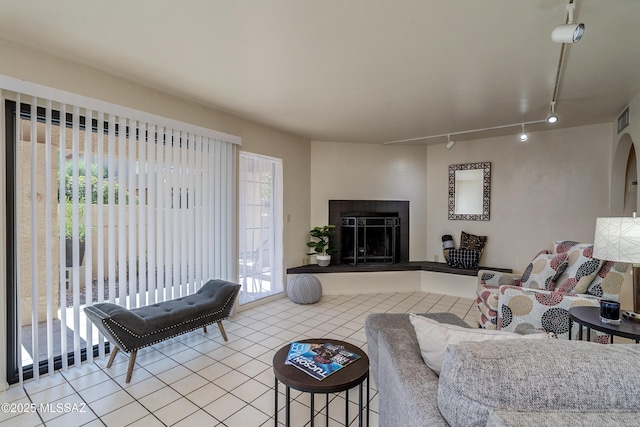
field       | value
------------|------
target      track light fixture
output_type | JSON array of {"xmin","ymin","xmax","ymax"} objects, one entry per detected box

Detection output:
[
  {"xmin": 546, "ymin": 102, "xmax": 559, "ymax": 124},
  {"xmin": 552, "ymin": 1, "xmax": 584, "ymax": 44},
  {"xmin": 446, "ymin": 135, "xmax": 456, "ymax": 150},
  {"xmin": 518, "ymin": 124, "xmax": 529, "ymax": 142}
]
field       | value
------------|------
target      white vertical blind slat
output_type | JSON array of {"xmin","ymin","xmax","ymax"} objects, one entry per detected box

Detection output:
[
  {"xmin": 138, "ymin": 122, "xmax": 148, "ymax": 307},
  {"xmin": 71, "ymin": 105, "xmax": 81, "ymax": 366},
  {"xmin": 96, "ymin": 112, "xmax": 106, "ymax": 358},
  {"xmin": 29, "ymin": 97, "xmax": 39, "ymax": 382},
  {"xmin": 147, "ymin": 125, "xmax": 157, "ymax": 305},
  {"xmin": 107, "ymin": 114, "xmax": 117, "ymax": 304},
  {"xmin": 58, "ymin": 103, "xmax": 68, "ymax": 374},
  {"xmin": 84, "ymin": 109, "xmax": 94, "ymax": 364},
  {"xmin": 128, "ymin": 120, "xmax": 137, "ymax": 309},
  {"xmin": 117, "ymin": 117, "xmax": 127, "ymax": 306},
  {"xmin": 45, "ymin": 99, "xmax": 54, "ymax": 376}
]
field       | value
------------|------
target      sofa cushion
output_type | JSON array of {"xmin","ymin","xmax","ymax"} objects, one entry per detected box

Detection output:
[
  {"xmin": 438, "ymin": 340, "xmax": 640, "ymax": 427},
  {"xmin": 552, "ymin": 242, "xmax": 603, "ymax": 293},
  {"xmin": 409, "ymin": 314, "xmax": 551, "ymax": 375},
  {"xmin": 520, "ymin": 250, "xmax": 568, "ymax": 290}
]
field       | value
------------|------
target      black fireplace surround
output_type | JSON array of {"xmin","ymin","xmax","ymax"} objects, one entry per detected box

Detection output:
[{"xmin": 328, "ymin": 200, "xmax": 409, "ymax": 265}]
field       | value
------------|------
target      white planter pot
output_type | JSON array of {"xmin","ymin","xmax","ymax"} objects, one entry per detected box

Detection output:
[{"xmin": 316, "ymin": 255, "xmax": 331, "ymax": 267}]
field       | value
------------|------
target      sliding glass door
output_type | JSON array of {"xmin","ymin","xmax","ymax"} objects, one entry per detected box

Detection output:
[
  {"xmin": 238, "ymin": 152, "xmax": 283, "ymax": 304},
  {"xmin": 4, "ymin": 90, "xmax": 237, "ymax": 384}
]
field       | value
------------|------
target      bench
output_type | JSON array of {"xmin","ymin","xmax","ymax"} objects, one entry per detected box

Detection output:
[{"xmin": 84, "ymin": 279, "xmax": 241, "ymax": 382}]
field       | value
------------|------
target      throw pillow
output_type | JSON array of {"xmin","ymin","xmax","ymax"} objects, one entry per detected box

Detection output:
[
  {"xmin": 520, "ymin": 250, "xmax": 569, "ymax": 290},
  {"xmin": 409, "ymin": 314, "xmax": 552, "ymax": 375},
  {"xmin": 446, "ymin": 248, "xmax": 480, "ymax": 269},
  {"xmin": 460, "ymin": 231, "xmax": 487, "ymax": 256},
  {"xmin": 551, "ymin": 241, "xmax": 603, "ymax": 293}
]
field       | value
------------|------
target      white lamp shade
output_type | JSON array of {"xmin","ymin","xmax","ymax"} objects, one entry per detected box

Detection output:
[{"xmin": 593, "ymin": 217, "xmax": 640, "ymax": 263}]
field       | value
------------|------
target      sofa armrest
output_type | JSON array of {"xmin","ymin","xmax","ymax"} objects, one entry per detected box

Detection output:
[
  {"xmin": 377, "ymin": 329, "xmax": 449, "ymax": 427},
  {"xmin": 497, "ymin": 285, "xmax": 603, "ymax": 340},
  {"xmin": 477, "ymin": 270, "xmax": 522, "ymax": 288}
]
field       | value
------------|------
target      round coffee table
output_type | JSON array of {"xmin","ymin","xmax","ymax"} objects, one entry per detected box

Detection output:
[
  {"xmin": 272, "ymin": 339, "xmax": 369, "ymax": 426},
  {"xmin": 569, "ymin": 306, "xmax": 640, "ymax": 343}
]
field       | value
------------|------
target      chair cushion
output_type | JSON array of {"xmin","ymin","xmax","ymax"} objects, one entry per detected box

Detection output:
[{"xmin": 520, "ymin": 250, "xmax": 568, "ymax": 290}]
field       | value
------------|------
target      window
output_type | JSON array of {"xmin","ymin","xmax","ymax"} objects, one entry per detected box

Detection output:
[{"xmin": 238, "ymin": 152, "xmax": 283, "ymax": 304}]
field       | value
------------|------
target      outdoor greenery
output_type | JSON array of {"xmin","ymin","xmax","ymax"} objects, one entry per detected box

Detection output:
[{"xmin": 61, "ymin": 157, "xmax": 136, "ymax": 242}]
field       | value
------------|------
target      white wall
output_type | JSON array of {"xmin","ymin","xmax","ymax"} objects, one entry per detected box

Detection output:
[
  {"xmin": 309, "ymin": 140, "xmax": 428, "ymax": 260},
  {"xmin": 427, "ymin": 124, "xmax": 613, "ymax": 273}
]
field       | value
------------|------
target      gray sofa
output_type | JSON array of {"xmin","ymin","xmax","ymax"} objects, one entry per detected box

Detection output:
[{"xmin": 365, "ymin": 313, "xmax": 640, "ymax": 427}]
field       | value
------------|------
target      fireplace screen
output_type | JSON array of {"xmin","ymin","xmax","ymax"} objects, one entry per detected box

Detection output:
[{"xmin": 340, "ymin": 216, "xmax": 400, "ymax": 264}]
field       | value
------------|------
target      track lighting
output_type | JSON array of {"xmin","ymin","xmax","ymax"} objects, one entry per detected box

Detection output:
[
  {"xmin": 518, "ymin": 124, "xmax": 529, "ymax": 142},
  {"xmin": 446, "ymin": 135, "xmax": 456, "ymax": 150},
  {"xmin": 552, "ymin": 1, "xmax": 584, "ymax": 44},
  {"xmin": 552, "ymin": 23, "xmax": 584, "ymax": 43},
  {"xmin": 546, "ymin": 102, "xmax": 559, "ymax": 124}
]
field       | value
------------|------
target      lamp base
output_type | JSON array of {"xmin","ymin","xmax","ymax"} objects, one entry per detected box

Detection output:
[{"xmin": 622, "ymin": 310, "xmax": 640, "ymax": 323}]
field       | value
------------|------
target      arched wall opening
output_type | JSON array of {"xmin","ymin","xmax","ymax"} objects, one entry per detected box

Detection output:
[{"xmin": 612, "ymin": 133, "xmax": 636, "ymax": 215}]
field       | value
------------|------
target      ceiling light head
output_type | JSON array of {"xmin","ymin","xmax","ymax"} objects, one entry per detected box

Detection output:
[
  {"xmin": 552, "ymin": 1, "xmax": 584, "ymax": 43},
  {"xmin": 518, "ymin": 124, "xmax": 529, "ymax": 142},
  {"xmin": 552, "ymin": 23, "xmax": 585, "ymax": 43},
  {"xmin": 546, "ymin": 102, "xmax": 559, "ymax": 124},
  {"xmin": 446, "ymin": 135, "xmax": 456, "ymax": 150}
]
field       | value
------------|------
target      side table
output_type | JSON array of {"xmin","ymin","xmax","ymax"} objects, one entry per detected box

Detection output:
[
  {"xmin": 272, "ymin": 339, "xmax": 369, "ymax": 427},
  {"xmin": 569, "ymin": 306, "xmax": 640, "ymax": 343}
]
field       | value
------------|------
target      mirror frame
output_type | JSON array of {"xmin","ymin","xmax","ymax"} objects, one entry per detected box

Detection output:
[{"xmin": 448, "ymin": 162, "xmax": 491, "ymax": 221}]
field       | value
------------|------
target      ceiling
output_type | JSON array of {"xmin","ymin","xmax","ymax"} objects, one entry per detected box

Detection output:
[{"xmin": 0, "ymin": 0, "xmax": 639, "ymax": 145}]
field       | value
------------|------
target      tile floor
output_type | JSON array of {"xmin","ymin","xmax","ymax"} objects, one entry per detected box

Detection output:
[{"xmin": 0, "ymin": 291, "xmax": 477, "ymax": 427}]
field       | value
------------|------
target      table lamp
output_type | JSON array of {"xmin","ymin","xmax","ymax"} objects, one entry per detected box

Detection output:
[{"xmin": 593, "ymin": 215, "xmax": 640, "ymax": 322}]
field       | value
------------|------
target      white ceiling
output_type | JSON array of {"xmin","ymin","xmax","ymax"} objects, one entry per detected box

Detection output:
[{"xmin": 0, "ymin": 0, "xmax": 639, "ymax": 144}]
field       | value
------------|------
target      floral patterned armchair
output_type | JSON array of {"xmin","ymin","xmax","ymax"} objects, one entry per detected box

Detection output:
[{"xmin": 476, "ymin": 241, "xmax": 628, "ymax": 341}]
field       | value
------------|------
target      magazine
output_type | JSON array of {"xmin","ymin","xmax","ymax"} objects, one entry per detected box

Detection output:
[{"xmin": 285, "ymin": 342, "xmax": 360, "ymax": 380}]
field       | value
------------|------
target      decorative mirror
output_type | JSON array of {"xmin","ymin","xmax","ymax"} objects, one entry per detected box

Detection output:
[{"xmin": 448, "ymin": 162, "xmax": 491, "ymax": 221}]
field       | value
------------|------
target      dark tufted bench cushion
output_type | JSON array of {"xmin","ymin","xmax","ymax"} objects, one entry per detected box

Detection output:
[{"xmin": 84, "ymin": 279, "xmax": 240, "ymax": 382}]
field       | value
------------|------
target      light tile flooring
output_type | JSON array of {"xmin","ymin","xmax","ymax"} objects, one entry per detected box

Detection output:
[{"xmin": 0, "ymin": 291, "xmax": 477, "ymax": 427}]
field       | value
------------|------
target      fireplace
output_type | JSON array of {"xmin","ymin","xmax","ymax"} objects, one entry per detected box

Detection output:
[{"xmin": 328, "ymin": 200, "xmax": 409, "ymax": 265}]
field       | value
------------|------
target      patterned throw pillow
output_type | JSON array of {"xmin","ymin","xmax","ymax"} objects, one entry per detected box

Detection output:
[
  {"xmin": 586, "ymin": 261, "xmax": 628, "ymax": 300},
  {"xmin": 520, "ymin": 250, "xmax": 569, "ymax": 290},
  {"xmin": 552, "ymin": 243, "xmax": 603, "ymax": 293},
  {"xmin": 446, "ymin": 248, "xmax": 480, "ymax": 269},
  {"xmin": 460, "ymin": 231, "xmax": 487, "ymax": 257}
]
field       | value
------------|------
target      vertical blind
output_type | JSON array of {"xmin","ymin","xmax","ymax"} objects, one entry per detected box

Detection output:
[{"xmin": 5, "ymin": 78, "xmax": 239, "ymax": 384}]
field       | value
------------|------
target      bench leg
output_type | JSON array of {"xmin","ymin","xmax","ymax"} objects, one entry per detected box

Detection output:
[
  {"xmin": 125, "ymin": 350, "xmax": 137, "ymax": 384},
  {"xmin": 217, "ymin": 320, "xmax": 228, "ymax": 341},
  {"xmin": 107, "ymin": 346, "xmax": 120, "ymax": 368},
  {"xmin": 203, "ymin": 325, "xmax": 207, "ymax": 333}
]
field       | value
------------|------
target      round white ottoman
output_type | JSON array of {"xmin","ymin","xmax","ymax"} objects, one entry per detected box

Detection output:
[{"xmin": 287, "ymin": 274, "xmax": 322, "ymax": 304}]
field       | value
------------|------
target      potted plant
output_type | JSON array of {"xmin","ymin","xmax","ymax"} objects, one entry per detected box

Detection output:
[{"xmin": 307, "ymin": 225, "xmax": 336, "ymax": 267}]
